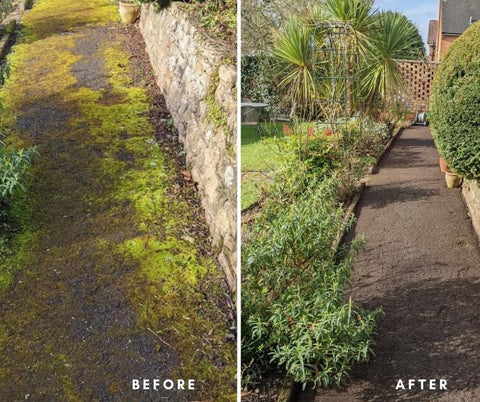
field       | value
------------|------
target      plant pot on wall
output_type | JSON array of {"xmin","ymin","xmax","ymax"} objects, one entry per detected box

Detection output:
[
  {"xmin": 119, "ymin": 1, "xmax": 140, "ymax": 24},
  {"xmin": 445, "ymin": 171, "xmax": 462, "ymax": 188}
]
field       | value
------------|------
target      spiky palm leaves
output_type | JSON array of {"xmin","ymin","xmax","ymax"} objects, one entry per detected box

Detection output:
[
  {"xmin": 271, "ymin": 0, "xmax": 425, "ymax": 118},
  {"xmin": 272, "ymin": 17, "xmax": 318, "ymax": 118},
  {"xmin": 361, "ymin": 11, "xmax": 426, "ymax": 113}
]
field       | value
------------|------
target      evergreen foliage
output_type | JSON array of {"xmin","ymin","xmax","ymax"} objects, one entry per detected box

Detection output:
[{"xmin": 430, "ymin": 21, "xmax": 480, "ymax": 179}]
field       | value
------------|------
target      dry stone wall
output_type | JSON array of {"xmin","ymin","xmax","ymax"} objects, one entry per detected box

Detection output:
[
  {"xmin": 463, "ymin": 180, "xmax": 480, "ymax": 243},
  {"xmin": 139, "ymin": 3, "xmax": 237, "ymax": 291}
]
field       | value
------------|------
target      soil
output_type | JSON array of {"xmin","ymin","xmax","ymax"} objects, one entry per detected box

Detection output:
[
  {"xmin": 0, "ymin": 0, "xmax": 235, "ymax": 400},
  {"xmin": 298, "ymin": 126, "xmax": 480, "ymax": 401}
]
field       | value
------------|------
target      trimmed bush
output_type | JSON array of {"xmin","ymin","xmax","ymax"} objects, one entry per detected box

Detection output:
[{"xmin": 430, "ymin": 21, "xmax": 480, "ymax": 179}]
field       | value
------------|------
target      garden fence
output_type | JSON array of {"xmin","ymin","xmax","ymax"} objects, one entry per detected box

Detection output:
[{"xmin": 394, "ymin": 60, "xmax": 440, "ymax": 112}]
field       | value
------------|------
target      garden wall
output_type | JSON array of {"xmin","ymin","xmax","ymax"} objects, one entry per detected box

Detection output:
[
  {"xmin": 139, "ymin": 3, "xmax": 237, "ymax": 291},
  {"xmin": 462, "ymin": 180, "xmax": 480, "ymax": 243}
]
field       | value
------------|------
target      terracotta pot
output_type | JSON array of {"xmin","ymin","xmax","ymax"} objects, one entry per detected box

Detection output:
[
  {"xmin": 445, "ymin": 171, "xmax": 461, "ymax": 188},
  {"xmin": 119, "ymin": 1, "xmax": 140, "ymax": 24},
  {"xmin": 405, "ymin": 112, "xmax": 415, "ymax": 122},
  {"xmin": 439, "ymin": 157, "xmax": 448, "ymax": 173}
]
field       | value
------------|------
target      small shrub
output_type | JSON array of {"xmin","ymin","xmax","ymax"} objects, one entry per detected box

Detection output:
[
  {"xmin": 300, "ymin": 136, "xmax": 343, "ymax": 173},
  {"xmin": 346, "ymin": 118, "xmax": 389, "ymax": 157},
  {"xmin": 242, "ymin": 163, "xmax": 382, "ymax": 388},
  {"xmin": 135, "ymin": 0, "xmax": 171, "ymax": 12},
  {"xmin": 241, "ymin": 55, "xmax": 280, "ymax": 109},
  {"xmin": 430, "ymin": 21, "xmax": 480, "ymax": 179},
  {"xmin": 0, "ymin": 141, "xmax": 37, "ymax": 203}
]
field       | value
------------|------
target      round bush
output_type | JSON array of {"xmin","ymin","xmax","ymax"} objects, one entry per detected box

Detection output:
[{"xmin": 430, "ymin": 21, "xmax": 480, "ymax": 179}]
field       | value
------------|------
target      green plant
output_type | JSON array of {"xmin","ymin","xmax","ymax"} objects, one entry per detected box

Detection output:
[
  {"xmin": 242, "ymin": 163, "xmax": 381, "ymax": 388},
  {"xmin": 268, "ymin": 1, "xmax": 424, "ymax": 119},
  {"xmin": 135, "ymin": 0, "xmax": 171, "ymax": 12},
  {"xmin": 346, "ymin": 118, "xmax": 388, "ymax": 155},
  {"xmin": 197, "ymin": 0, "xmax": 235, "ymax": 34},
  {"xmin": 5, "ymin": 19, "xmax": 16, "ymax": 35},
  {"xmin": 361, "ymin": 11, "xmax": 425, "ymax": 114},
  {"xmin": 0, "ymin": 61, "xmax": 10, "ymax": 86},
  {"xmin": 241, "ymin": 55, "xmax": 279, "ymax": 108},
  {"xmin": 0, "ymin": 141, "xmax": 37, "ymax": 202},
  {"xmin": 430, "ymin": 21, "xmax": 480, "ymax": 179},
  {"xmin": 272, "ymin": 16, "xmax": 319, "ymax": 119}
]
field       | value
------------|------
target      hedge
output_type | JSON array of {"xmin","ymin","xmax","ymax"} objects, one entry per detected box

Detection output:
[{"xmin": 430, "ymin": 21, "xmax": 480, "ymax": 179}]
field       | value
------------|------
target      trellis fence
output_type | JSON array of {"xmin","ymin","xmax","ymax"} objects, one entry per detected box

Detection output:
[{"xmin": 393, "ymin": 60, "xmax": 440, "ymax": 112}]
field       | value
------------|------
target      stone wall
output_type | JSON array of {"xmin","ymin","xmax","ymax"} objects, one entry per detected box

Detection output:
[
  {"xmin": 463, "ymin": 179, "xmax": 480, "ymax": 243},
  {"xmin": 139, "ymin": 3, "xmax": 237, "ymax": 291}
]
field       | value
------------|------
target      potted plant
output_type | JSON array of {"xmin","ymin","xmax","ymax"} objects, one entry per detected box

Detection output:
[{"xmin": 118, "ymin": 0, "xmax": 140, "ymax": 24}]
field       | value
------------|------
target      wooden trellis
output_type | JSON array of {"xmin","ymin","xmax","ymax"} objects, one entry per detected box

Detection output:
[{"xmin": 394, "ymin": 60, "xmax": 440, "ymax": 111}]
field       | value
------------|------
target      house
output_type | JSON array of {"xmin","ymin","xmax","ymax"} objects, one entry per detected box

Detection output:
[{"xmin": 428, "ymin": 0, "xmax": 480, "ymax": 61}]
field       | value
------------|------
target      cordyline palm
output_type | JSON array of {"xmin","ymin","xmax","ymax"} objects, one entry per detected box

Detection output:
[
  {"xmin": 321, "ymin": 0, "xmax": 377, "ymax": 114},
  {"xmin": 322, "ymin": 0, "xmax": 376, "ymax": 51},
  {"xmin": 362, "ymin": 11, "xmax": 423, "ymax": 114},
  {"xmin": 272, "ymin": 16, "xmax": 319, "ymax": 118}
]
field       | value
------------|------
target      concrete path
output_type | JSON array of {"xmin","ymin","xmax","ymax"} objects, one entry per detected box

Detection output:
[{"xmin": 300, "ymin": 126, "xmax": 480, "ymax": 401}]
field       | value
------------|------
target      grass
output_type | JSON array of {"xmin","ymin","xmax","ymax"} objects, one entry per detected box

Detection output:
[
  {"xmin": 241, "ymin": 121, "xmax": 320, "ymax": 210},
  {"xmin": 241, "ymin": 122, "xmax": 291, "ymax": 210}
]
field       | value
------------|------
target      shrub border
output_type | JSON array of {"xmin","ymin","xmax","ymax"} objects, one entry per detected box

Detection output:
[{"xmin": 278, "ymin": 125, "xmax": 404, "ymax": 401}]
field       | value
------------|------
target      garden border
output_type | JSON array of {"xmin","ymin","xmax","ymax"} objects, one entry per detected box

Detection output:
[
  {"xmin": 0, "ymin": 0, "xmax": 30, "ymax": 60},
  {"xmin": 279, "ymin": 124, "xmax": 405, "ymax": 402}
]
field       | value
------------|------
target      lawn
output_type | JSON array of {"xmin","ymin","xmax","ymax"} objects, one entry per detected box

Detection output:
[{"xmin": 241, "ymin": 122, "xmax": 291, "ymax": 210}]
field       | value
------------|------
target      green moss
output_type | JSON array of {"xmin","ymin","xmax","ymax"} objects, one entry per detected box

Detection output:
[
  {"xmin": 206, "ymin": 68, "xmax": 232, "ymax": 136},
  {"xmin": 20, "ymin": 0, "xmax": 117, "ymax": 43},
  {"xmin": 119, "ymin": 234, "xmax": 236, "ymax": 400},
  {"xmin": 51, "ymin": 353, "xmax": 80, "ymax": 401},
  {"xmin": 119, "ymin": 235, "xmax": 207, "ymax": 291},
  {"xmin": 0, "ymin": 227, "xmax": 36, "ymax": 295}
]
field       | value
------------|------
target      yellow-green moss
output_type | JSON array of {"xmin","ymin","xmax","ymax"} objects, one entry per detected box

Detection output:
[
  {"xmin": 20, "ymin": 0, "xmax": 117, "ymax": 43},
  {"xmin": 51, "ymin": 353, "xmax": 80, "ymax": 401}
]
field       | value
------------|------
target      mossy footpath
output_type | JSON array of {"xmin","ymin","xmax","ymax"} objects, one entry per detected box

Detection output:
[{"xmin": 0, "ymin": 0, "xmax": 235, "ymax": 400}]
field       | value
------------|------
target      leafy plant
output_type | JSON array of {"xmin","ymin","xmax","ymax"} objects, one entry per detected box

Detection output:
[
  {"xmin": 0, "ymin": 60, "xmax": 10, "ymax": 86},
  {"xmin": 135, "ymin": 0, "xmax": 171, "ymax": 12},
  {"xmin": 265, "ymin": 1, "xmax": 425, "ymax": 119},
  {"xmin": 272, "ymin": 16, "xmax": 319, "ymax": 119},
  {"xmin": 241, "ymin": 55, "xmax": 279, "ymax": 109},
  {"xmin": 242, "ymin": 163, "xmax": 382, "ymax": 388},
  {"xmin": 430, "ymin": 21, "xmax": 480, "ymax": 179},
  {"xmin": 0, "ymin": 141, "xmax": 37, "ymax": 202},
  {"xmin": 361, "ymin": 11, "xmax": 425, "ymax": 114}
]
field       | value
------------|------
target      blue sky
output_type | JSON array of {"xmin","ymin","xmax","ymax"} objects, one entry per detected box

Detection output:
[{"xmin": 373, "ymin": 0, "xmax": 438, "ymax": 48}]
